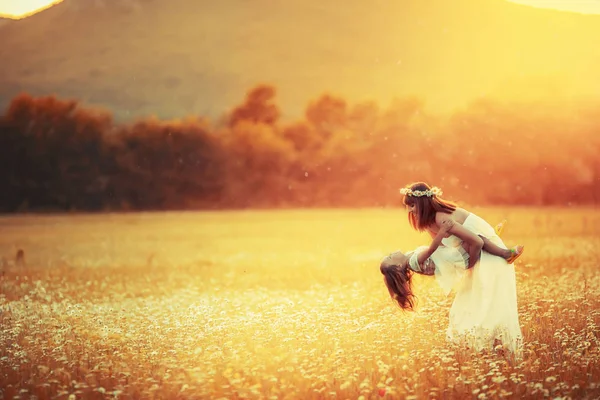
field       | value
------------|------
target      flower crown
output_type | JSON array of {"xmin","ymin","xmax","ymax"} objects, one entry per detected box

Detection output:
[{"xmin": 399, "ymin": 186, "xmax": 443, "ymax": 198}]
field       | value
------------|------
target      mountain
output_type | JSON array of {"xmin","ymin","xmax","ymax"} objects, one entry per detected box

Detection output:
[
  {"xmin": 0, "ymin": 16, "xmax": 13, "ymax": 28},
  {"xmin": 1, "ymin": 0, "xmax": 599, "ymax": 121}
]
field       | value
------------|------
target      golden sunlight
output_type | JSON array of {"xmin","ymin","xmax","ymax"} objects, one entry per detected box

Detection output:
[
  {"xmin": 0, "ymin": 0, "xmax": 63, "ymax": 19},
  {"xmin": 506, "ymin": 0, "xmax": 600, "ymax": 14}
]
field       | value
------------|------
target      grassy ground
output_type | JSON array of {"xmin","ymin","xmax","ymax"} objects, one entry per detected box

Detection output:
[{"xmin": 0, "ymin": 207, "xmax": 599, "ymax": 399}]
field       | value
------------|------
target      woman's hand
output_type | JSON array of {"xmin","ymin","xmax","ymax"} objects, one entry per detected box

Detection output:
[{"xmin": 438, "ymin": 219, "xmax": 455, "ymax": 235}]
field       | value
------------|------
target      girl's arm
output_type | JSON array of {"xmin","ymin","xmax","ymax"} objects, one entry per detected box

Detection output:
[
  {"xmin": 417, "ymin": 220, "xmax": 453, "ymax": 265},
  {"xmin": 436, "ymin": 213, "xmax": 483, "ymax": 269}
]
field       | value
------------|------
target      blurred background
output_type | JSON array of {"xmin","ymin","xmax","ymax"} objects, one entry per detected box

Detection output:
[{"xmin": 0, "ymin": 0, "xmax": 599, "ymax": 212}]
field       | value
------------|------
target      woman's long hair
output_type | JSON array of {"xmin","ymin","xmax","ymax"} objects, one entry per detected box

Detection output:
[
  {"xmin": 380, "ymin": 262, "xmax": 416, "ymax": 311},
  {"xmin": 402, "ymin": 182, "xmax": 457, "ymax": 232}
]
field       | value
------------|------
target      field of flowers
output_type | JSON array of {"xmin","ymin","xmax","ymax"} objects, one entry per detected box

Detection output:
[{"xmin": 0, "ymin": 208, "xmax": 599, "ymax": 399}]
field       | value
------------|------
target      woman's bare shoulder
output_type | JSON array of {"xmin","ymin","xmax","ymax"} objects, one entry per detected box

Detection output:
[{"xmin": 436, "ymin": 208, "xmax": 469, "ymax": 225}]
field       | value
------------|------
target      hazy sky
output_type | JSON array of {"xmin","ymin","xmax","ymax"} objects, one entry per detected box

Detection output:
[{"xmin": 1, "ymin": 0, "xmax": 600, "ymax": 19}]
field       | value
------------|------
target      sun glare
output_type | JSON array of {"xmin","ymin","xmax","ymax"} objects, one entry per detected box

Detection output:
[
  {"xmin": 506, "ymin": 0, "xmax": 600, "ymax": 14},
  {"xmin": 0, "ymin": 0, "xmax": 63, "ymax": 19}
]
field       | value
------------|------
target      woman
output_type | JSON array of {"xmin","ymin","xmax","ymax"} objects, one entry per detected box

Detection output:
[{"xmin": 397, "ymin": 182, "xmax": 523, "ymax": 356}]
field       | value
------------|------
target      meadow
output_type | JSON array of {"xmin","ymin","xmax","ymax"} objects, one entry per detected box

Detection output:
[{"xmin": 0, "ymin": 207, "xmax": 599, "ymax": 399}]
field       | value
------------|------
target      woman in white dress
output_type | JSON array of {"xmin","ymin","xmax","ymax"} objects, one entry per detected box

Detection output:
[{"xmin": 392, "ymin": 182, "xmax": 524, "ymax": 356}]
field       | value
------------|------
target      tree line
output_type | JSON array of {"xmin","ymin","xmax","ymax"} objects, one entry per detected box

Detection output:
[{"xmin": 0, "ymin": 86, "xmax": 598, "ymax": 212}]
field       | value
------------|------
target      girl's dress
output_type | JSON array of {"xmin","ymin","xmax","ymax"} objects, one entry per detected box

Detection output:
[{"xmin": 406, "ymin": 244, "xmax": 469, "ymax": 296}]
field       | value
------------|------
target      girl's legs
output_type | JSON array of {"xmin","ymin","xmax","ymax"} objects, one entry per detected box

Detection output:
[
  {"xmin": 479, "ymin": 235, "xmax": 524, "ymax": 264},
  {"xmin": 479, "ymin": 235, "xmax": 511, "ymax": 259},
  {"xmin": 460, "ymin": 235, "xmax": 524, "ymax": 264}
]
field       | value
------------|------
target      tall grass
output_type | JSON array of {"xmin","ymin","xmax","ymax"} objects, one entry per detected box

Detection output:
[{"xmin": 1, "ymin": 208, "xmax": 599, "ymax": 399}]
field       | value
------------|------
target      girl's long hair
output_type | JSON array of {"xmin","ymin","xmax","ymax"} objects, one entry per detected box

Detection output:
[
  {"xmin": 380, "ymin": 263, "xmax": 416, "ymax": 311},
  {"xmin": 402, "ymin": 182, "xmax": 457, "ymax": 232}
]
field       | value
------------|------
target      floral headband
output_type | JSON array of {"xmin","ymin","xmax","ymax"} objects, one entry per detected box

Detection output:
[{"xmin": 399, "ymin": 186, "xmax": 443, "ymax": 197}]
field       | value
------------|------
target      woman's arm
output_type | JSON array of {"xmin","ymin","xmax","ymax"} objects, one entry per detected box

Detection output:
[{"xmin": 436, "ymin": 213, "xmax": 483, "ymax": 269}]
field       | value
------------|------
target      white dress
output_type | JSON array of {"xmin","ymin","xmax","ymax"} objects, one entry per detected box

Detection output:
[
  {"xmin": 441, "ymin": 213, "xmax": 523, "ymax": 356},
  {"xmin": 406, "ymin": 245, "xmax": 470, "ymax": 296}
]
